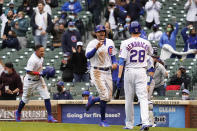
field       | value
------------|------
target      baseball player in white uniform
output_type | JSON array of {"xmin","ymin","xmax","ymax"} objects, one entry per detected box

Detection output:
[
  {"xmin": 117, "ymin": 21, "xmax": 153, "ymax": 131},
  {"xmin": 15, "ymin": 45, "xmax": 57, "ymax": 123},
  {"xmin": 85, "ymin": 25, "xmax": 117, "ymax": 127}
]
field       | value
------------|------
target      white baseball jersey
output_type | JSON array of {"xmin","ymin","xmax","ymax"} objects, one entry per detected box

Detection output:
[
  {"xmin": 86, "ymin": 38, "xmax": 116, "ymax": 67},
  {"xmin": 25, "ymin": 53, "xmax": 44, "ymax": 80},
  {"xmin": 119, "ymin": 37, "xmax": 153, "ymax": 68}
]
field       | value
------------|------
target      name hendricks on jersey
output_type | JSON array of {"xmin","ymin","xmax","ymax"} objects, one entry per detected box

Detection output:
[{"xmin": 126, "ymin": 41, "xmax": 149, "ymax": 52}]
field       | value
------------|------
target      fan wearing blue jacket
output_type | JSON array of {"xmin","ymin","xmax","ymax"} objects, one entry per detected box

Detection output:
[
  {"xmin": 181, "ymin": 25, "xmax": 197, "ymax": 58},
  {"xmin": 61, "ymin": 0, "xmax": 82, "ymax": 14}
]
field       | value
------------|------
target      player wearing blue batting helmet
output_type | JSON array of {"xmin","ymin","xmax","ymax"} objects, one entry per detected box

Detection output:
[
  {"xmin": 95, "ymin": 25, "xmax": 106, "ymax": 33},
  {"xmin": 129, "ymin": 21, "xmax": 141, "ymax": 34}
]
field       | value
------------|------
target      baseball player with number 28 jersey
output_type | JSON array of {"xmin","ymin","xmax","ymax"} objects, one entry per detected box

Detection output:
[{"xmin": 117, "ymin": 21, "xmax": 153, "ymax": 131}]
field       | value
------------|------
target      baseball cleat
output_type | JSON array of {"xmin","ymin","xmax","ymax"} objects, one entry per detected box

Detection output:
[
  {"xmin": 85, "ymin": 96, "xmax": 95, "ymax": 111},
  {"xmin": 123, "ymin": 126, "xmax": 133, "ymax": 130},
  {"xmin": 15, "ymin": 110, "xmax": 21, "ymax": 122},
  {"xmin": 48, "ymin": 115, "xmax": 58, "ymax": 123},
  {"xmin": 99, "ymin": 121, "xmax": 110, "ymax": 127},
  {"xmin": 140, "ymin": 125, "xmax": 149, "ymax": 131}
]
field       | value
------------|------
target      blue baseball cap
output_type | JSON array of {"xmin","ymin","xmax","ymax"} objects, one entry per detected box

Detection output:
[
  {"xmin": 153, "ymin": 24, "xmax": 159, "ymax": 29},
  {"xmin": 82, "ymin": 90, "xmax": 90, "ymax": 97},
  {"xmin": 57, "ymin": 81, "xmax": 64, "ymax": 86},
  {"xmin": 68, "ymin": 21, "xmax": 75, "ymax": 26},
  {"xmin": 95, "ymin": 25, "xmax": 106, "ymax": 32}
]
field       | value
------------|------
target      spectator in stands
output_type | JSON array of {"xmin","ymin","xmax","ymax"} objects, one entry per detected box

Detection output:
[
  {"xmin": 148, "ymin": 24, "xmax": 163, "ymax": 42},
  {"xmin": 125, "ymin": 0, "xmax": 141, "ymax": 21},
  {"xmin": 105, "ymin": 0, "xmax": 126, "ymax": 31},
  {"xmin": 45, "ymin": 0, "xmax": 58, "ymax": 8},
  {"xmin": 123, "ymin": 15, "xmax": 132, "ymax": 38},
  {"xmin": 145, "ymin": 0, "xmax": 161, "ymax": 29},
  {"xmin": 82, "ymin": 90, "xmax": 90, "ymax": 100},
  {"xmin": 182, "ymin": 89, "xmax": 190, "ymax": 100},
  {"xmin": 31, "ymin": 1, "xmax": 53, "ymax": 48},
  {"xmin": 28, "ymin": 0, "xmax": 39, "ymax": 7},
  {"xmin": 170, "ymin": 66, "xmax": 191, "ymax": 90},
  {"xmin": 60, "ymin": 52, "xmax": 73, "ymax": 82},
  {"xmin": 35, "ymin": 0, "xmax": 52, "ymax": 15},
  {"xmin": 0, "ymin": 62, "xmax": 22, "ymax": 100},
  {"xmin": 113, "ymin": 23, "xmax": 127, "ymax": 40},
  {"xmin": 105, "ymin": 22, "xmax": 113, "ymax": 39},
  {"xmin": 0, "ymin": 1, "xmax": 15, "ymax": 38},
  {"xmin": 184, "ymin": 0, "xmax": 197, "ymax": 29},
  {"xmin": 17, "ymin": 0, "xmax": 34, "ymax": 17},
  {"xmin": 5, "ymin": 2, "xmax": 17, "ymax": 16},
  {"xmin": 88, "ymin": 0, "xmax": 102, "ymax": 25},
  {"xmin": 71, "ymin": 41, "xmax": 89, "ymax": 82},
  {"xmin": 0, "ymin": 59, "xmax": 4, "ymax": 76},
  {"xmin": 11, "ymin": 11, "xmax": 29, "ymax": 49},
  {"xmin": 152, "ymin": 52, "xmax": 168, "ymax": 96},
  {"xmin": 181, "ymin": 25, "xmax": 197, "ymax": 58},
  {"xmin": 1, "ymin": 30, "xmax": 21, "ymax": 51},
  {"xmin": 53, "ymin": 81, "xmax": 73, "ymax": 100},
  {"xmin": 66, "ymin": 12, "xmax": 85, "ymax": 37},
  {"xmin": 158, "ymin": 18, "xmax": 179, "ymax": 58},
  {"xmin": 51, "ymin": 22, "xmax": 65, "ymax": 48},
  {"xmin": 62, "ymin": 21, "xmax": 81, "ymax": 53},
  {"xmin": 61, "ymin": 0, "xmax": 82, "ymax": 14}
]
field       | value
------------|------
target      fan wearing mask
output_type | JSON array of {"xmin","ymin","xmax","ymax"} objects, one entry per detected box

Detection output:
[
  {"xmin": 0, "ymin": 62, "xmax": 22, "ymax": 100},
  {"xmin": 66, "ymin": 12, "xmax": 85, "ymax": 36},
  {"xmin": 61, "ymin": 21, "xmax": 81, "ymax": 54},
  {"xmin": 181, "ymin": 89, "xmax": 190, "ymax": 100},
  {"xmin": 53, "ymin": 81, "xmax": 73, "ymax": 100},
  {"xmin": 60, "ymin": 52, "xmax": 74, "ymax": 82}
]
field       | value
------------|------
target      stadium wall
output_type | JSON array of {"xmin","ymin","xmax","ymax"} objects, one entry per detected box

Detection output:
[{"xmin": 0, "ymin": 100, "xmax": 196, "ymax": 128}]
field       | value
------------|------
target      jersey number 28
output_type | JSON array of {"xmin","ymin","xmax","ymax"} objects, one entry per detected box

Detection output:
[{"xmin": 130, "ymin": 50, "xmax": 145, "ymax": 63}]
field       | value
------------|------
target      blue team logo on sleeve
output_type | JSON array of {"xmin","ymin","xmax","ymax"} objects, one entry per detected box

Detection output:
[
  {"xmin": 108, "ymin": 46, "xmax": 113, "ymax": 56},
  {"xmin": 71, "ymin": 35, "xmax": 77, "ymax": 42}
]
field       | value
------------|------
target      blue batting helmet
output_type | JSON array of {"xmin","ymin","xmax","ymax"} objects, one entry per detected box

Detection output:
[
  {"xmin": 129, "ymin": 21, "xmax": 141, "ymax": 34},
  {"xmin": 57, "ymin": 81, "xmax": 64, "ymax": 86},
  {"xmin": 94, "ymin": 25, "xmax": 106, "ymax": 32},
  {"xmin": 43, "ymin": 66, "xmax": 56, "ymax": 79},
  {"xmin": 82, "ymin": 90, "xmax": 90, "ymax": 97}
]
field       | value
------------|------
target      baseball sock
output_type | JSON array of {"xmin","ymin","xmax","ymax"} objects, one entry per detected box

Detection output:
[
  {"xmin": 44, "ymin": 99, "xmax": 52, "ymax": 116},
  {"xmin": 100, "ymin": 100, "xmax": 107, "ymax": 121},
  {"xmin": 17, "ymin": 100, "xmax": 25, "ymax": 113},
  {"xmin": 93, "ymin": 97, "xmax": 100, "ymax": 103}
]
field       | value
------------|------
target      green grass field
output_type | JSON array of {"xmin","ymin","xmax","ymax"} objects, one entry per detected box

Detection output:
[{"xmin": 0, "ymin": 122, "xmax": 196, "ymax": 131}]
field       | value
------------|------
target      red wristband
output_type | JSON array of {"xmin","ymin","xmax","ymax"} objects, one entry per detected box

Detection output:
[{"xmin": 32, "ymin": 72, "xmax": 40, "ymax": 75}]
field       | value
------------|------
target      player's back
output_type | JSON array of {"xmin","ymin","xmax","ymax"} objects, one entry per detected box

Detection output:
[{"xmin": 120, "ymin": 37, "xmax": 153, "ymax": 68}]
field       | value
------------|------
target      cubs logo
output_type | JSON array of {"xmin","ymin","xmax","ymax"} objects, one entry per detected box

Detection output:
[
  {"xmin": 108, "ymin": 46, "xmax": 113, "ymax": 56},
  {"xmin": 71, "ymin": 35, "xmax": 77, "ymax": 42}
]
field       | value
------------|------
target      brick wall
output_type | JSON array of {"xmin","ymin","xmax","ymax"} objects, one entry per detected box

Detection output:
[{"xmin": 189, "ymin": 105, "xmax": 197, "ymax": 128}]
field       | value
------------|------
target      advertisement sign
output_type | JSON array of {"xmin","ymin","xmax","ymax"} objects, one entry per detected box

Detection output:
[
  {"xmin": 62, "ymin": 104, "xmax": 185, "ymax": 128},
  {"xmin": 62, "ymin": 104, "xmax": 125, "ymax": 125}
]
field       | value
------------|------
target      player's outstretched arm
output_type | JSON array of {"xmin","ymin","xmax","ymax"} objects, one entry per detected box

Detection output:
[
  {"xmin": 26, "ymin": 70, "xmax": 45, "ymax": 76},
  {"xmin": 117, "ymin": 58, "xmax": 125, "ymax": 88}
]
